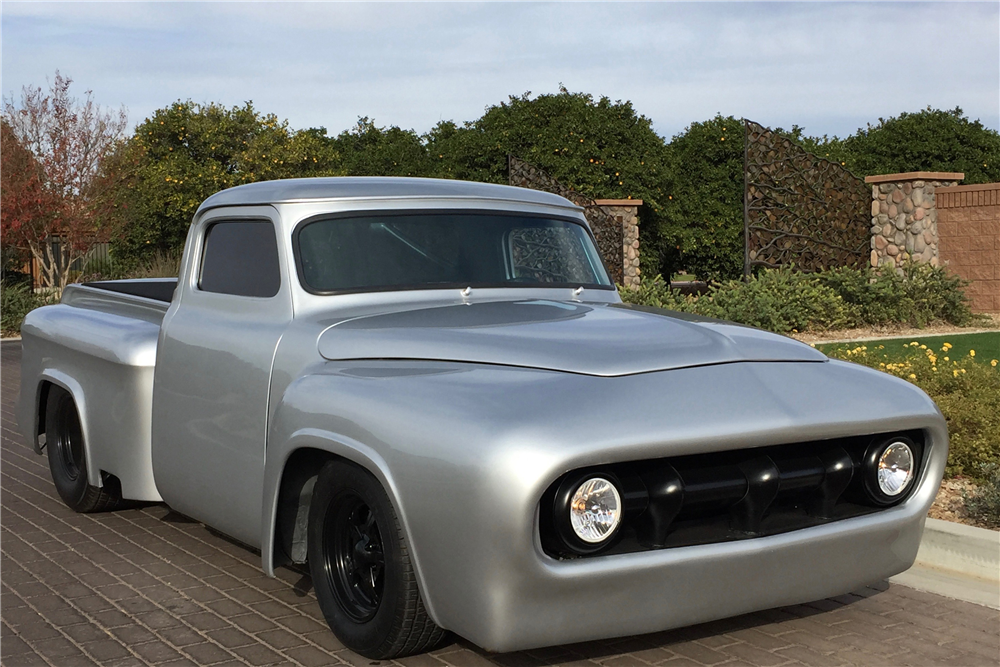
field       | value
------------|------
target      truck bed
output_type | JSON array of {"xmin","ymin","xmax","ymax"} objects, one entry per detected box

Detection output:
[{"xmin": 82, "ymin": 278, "xmax": 177, "ymax": 303}]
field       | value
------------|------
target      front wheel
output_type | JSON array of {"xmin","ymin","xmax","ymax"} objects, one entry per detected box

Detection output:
[
  {"xmin": 308, "ymin": 460, "xmax": 447, "ymax": 658},
  {"xmin": 45, "ymin": 387, "xmax": 125, "ymax": 513}
]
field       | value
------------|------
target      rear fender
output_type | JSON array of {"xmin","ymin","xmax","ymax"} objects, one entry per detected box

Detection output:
[{"xmin": 35, "ymin": 370, "xmax": 102, "ymax": 488}]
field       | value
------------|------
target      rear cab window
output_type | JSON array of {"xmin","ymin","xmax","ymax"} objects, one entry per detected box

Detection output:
[{"xmin": 199, "ymin": 221, "xmax": 281, "ymax": 297}]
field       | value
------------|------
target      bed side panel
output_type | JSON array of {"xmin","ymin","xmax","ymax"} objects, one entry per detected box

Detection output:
[{"xmin": 19, "ymin": 300, "xmax": 163, "ymax": 501}]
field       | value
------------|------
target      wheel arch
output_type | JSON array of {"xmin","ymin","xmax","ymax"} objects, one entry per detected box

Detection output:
[
  {"xmin": 34, "ymin": 371, "xmax": 102, "ymax": 488},
  {"xmin": 261, "ymin": 430, "xmax": 441, "ymax": 626}
]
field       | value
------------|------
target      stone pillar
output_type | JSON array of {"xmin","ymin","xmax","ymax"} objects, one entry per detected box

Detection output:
[
  {"xmin": 864, "ymin": 172, "xmax": 963, "ymax": 270},
  {"xmin": 594, "ymin": 199, "xmax": 642, "ymax": 288}
]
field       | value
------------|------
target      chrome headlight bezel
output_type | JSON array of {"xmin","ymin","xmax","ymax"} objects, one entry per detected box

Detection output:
[
  {"xmin": 862, "ymin": 436, "xmax": 920, "ymax": 506},
  {"xmin": 551, "ymin": 472, "xmax": 624, "ymax": 555}
]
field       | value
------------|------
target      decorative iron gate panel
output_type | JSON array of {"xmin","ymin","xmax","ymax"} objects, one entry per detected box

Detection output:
[
  {"xmin": 743, "ymin": 120, "xmax": 869, "ymax": 276},
  {"xmin": 509, "ymin": 155, "xmax": 624, "ymax": 284}
]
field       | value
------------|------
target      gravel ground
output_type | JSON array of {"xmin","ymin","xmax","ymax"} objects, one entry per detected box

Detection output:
[
  {"xmin": 928, "ymin": 478, "xmax": 983, "ymax": 527},
  {"xmin": 791, "ymin": 314, "xmax": 1000, "ymax": 346}
]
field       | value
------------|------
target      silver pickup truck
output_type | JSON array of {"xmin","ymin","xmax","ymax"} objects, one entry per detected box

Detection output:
[{"xmin": 19, "ymin": 177, "xmax": 947, "ymax": 658}]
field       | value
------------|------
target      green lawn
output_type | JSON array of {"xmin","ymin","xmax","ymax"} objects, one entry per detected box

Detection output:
[{"xmin": 818, "ymin": 331, "xmax": 1000, "ymax": 365}]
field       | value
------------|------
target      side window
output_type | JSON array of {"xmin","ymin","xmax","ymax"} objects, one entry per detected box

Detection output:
[{"xmin": 199, "ymin": 221, "xmax": 281, "ymax": 297}]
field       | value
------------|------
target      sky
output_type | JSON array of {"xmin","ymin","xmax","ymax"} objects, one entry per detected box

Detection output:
[{"xmin": 2, "ymin": 1, "xmax": 998, "ymax": 141}]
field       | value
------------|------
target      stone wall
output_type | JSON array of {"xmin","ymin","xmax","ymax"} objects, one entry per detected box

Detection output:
[
  {"xmin": 936, "ymin": 182, "xmax": 1000, "ymax": 313},
  {"xmin": 865, "ymin": 172, "xmax": 964, "ymax": 270},
  {"xmin": 593, "ymin": 200, "xmax": 641, "ymax": 288}
]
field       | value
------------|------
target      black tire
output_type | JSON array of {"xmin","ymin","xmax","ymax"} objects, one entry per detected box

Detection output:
[
  {"xmin": 308, "ymin": 460, "xmax": 447, "ymax": 658},
  {"xmin": 45, "ymin": 387, "xmax": 125, "ymax": 513}
]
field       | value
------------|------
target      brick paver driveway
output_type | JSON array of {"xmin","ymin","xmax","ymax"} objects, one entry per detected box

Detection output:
[{"xmin": 2, "ymin": 340, "xmax": 998, "ymax": 667}]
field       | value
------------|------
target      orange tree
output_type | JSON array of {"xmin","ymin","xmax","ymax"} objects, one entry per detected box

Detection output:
[
  {"xmin": 658, "ymin": 115, "xmax": 745, "ymax": 282},
  {"xmin": 330, "ymin": 117, "xmax": 432, "ymax": 177},
  {"xmin": 107, "ymin": 101, "xmax": 341, "ymax": 265},
  {"xmin": 425, "ymin": 88, "xmax": 672, "ymax": 278},
  {"xmin": 831, "ymin": 108, "xmax": 1000, "ymax": 185}
]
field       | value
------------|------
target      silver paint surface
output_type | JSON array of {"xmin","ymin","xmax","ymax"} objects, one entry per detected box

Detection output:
[
  {"xmin": 316, "ymin": 300, "xmax": 826, "ymax": 376},
  {"xmin": 19, "ymin": 285, "xmax": 165, "ymax": 501},
  {"xmin": 18, "ymin": 177, "xmax": 948, "ymax": 653}
]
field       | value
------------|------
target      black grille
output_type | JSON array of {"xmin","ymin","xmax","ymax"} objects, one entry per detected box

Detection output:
[{"xmin": 540, "ymin": 431, "xmax": 924, "ymax": 558}]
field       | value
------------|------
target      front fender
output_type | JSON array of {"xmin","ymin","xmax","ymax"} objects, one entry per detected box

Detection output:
[
  {"xmin": 261, "ymin": 428, "xmax": 398, "ymax": 576},
  {"xmin": 261, "ymin": 360, "xmax": 570, "ymax": 632},
  {"xmin": 261, "ymin": 357, "xmax": 947, "ymax": 649}
]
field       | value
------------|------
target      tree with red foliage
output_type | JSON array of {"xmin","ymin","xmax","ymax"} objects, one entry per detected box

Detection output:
[
  {"xmin": 2, "ymin": 72, "xmax": 127, "ymax": 288},
  {"xmin": 1, "ymin": 121, "xmax": 56, "ymax": 277}
]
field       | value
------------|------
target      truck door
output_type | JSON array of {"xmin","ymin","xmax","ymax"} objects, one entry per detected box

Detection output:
[{"xmin": 152, "ymin": 206, "xmax": 291, "ymax": 547}]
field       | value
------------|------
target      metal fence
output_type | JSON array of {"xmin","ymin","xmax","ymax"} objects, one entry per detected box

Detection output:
[
  {"xmin": 743, "ymin": 119, "xmax": 870, "ymax": 277},
  {"xmin": 23, "ymin": 239, "xmax": 110, "ymax": 287}
]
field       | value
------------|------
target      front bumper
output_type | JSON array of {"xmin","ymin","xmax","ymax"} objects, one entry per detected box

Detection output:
[{"xmin": 476, "ymin": 497, "xmax": 929, "ymax": 651}]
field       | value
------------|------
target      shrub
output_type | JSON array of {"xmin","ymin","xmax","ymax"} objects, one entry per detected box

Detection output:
[
  {"xmin": 1, "ymin": 282, "xmax": 56, "ymax": 337},
  {"xmin": 616, "ymin": 275, "xmax": 698, "ymax": 312},
  {"xmin": 620, "ymin": 268, "xmax": 853, "ymax": 334},
  {"xmin": 825, "ymin": 342, "xmax": 1000, "ymax": 478},
  {"xmin": 620, "ymin": 265, "xmax": 979, "ymax": 334},
  {"xmin": 818, "ymin": 263, "xmax": 977, "ymax": 328},
  {"xmin": 963, "ymin": 464, "xmax": 1000, "ymax": 529},
  {"xmin": 696, "ymin": 270, "xmax": 853, "ymax": 333}
]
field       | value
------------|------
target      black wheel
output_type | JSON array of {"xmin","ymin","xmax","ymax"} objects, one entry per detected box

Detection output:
[
  {"xmin": 45, "ymin": 387, "xmax": 125, "ymax": 513},
  {"xmin": 308, "ymin": 460, "xmax": 447, "ymax": 658}
]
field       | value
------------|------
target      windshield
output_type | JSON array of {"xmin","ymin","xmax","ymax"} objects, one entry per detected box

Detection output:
[{"xmin": 296, "ymin": 212, "xmax": 613, "ymax": 294}]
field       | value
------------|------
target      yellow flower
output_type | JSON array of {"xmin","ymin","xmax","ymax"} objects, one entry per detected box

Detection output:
[
  {"xmin": 943, "ymin": 343, "xmax": 952, "ymax": 350},
  {"xmin": 969, "ymin": 350, "xmax": 975, "ymax": 357},
  {"xmin": 908, "ymin": 374, "xmax": 916, "ymax": 379},
  {"xmin": 920, "ymin": 344, "xmax": 926, "ymax": 349},
  {"xmin": 943, "ymin": 356, "xmax": 949, "ymax": 361},
  {"xmin": 991, "ymin": 360, "xmax": 997, "ymax": 367},
  {"xmin": 953, "ymin": 370, "xmax": 959, "ymax": 377}
]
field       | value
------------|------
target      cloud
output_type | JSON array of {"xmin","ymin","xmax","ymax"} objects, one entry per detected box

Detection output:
[{"xmin": 2, "ymin": 1, "xmax": 997, "ymax": 139}]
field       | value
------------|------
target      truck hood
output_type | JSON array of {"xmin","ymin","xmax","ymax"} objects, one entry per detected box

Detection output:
[{"xmin": 316, "ymin": 300, "xmax": 827, "ymax": 377}]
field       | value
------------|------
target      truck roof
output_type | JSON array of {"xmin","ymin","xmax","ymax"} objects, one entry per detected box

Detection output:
[{"xmin": 197, "ymin": 177, "xmax": 579, "ymax": 213}]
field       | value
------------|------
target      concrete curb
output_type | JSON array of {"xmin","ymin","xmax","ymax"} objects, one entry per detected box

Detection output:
[
  {"xmin": 891, "ymin": 518, "xmax": 1000, "ymax": 609},
  {"xmin": 916, "ymin": 517, "xmax": 1000, "ymax": 581}
]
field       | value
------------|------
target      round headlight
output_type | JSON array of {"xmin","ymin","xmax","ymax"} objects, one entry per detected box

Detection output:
[
  {"xmin": 877, "ymin": 441, "xmax": 915, "ymax": 497},
  {"xmin": 569, "ymin": 477, "xmax": 622, "ymax": 543}
]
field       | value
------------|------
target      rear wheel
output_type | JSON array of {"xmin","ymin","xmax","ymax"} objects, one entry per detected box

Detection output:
[
  {"xmin": 308, "ymin": 460, "xmax": 447, "ymax": 658},
  {"xmin": 45, "ymin": 387, "xmax": 125, "ymax": 513}
]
